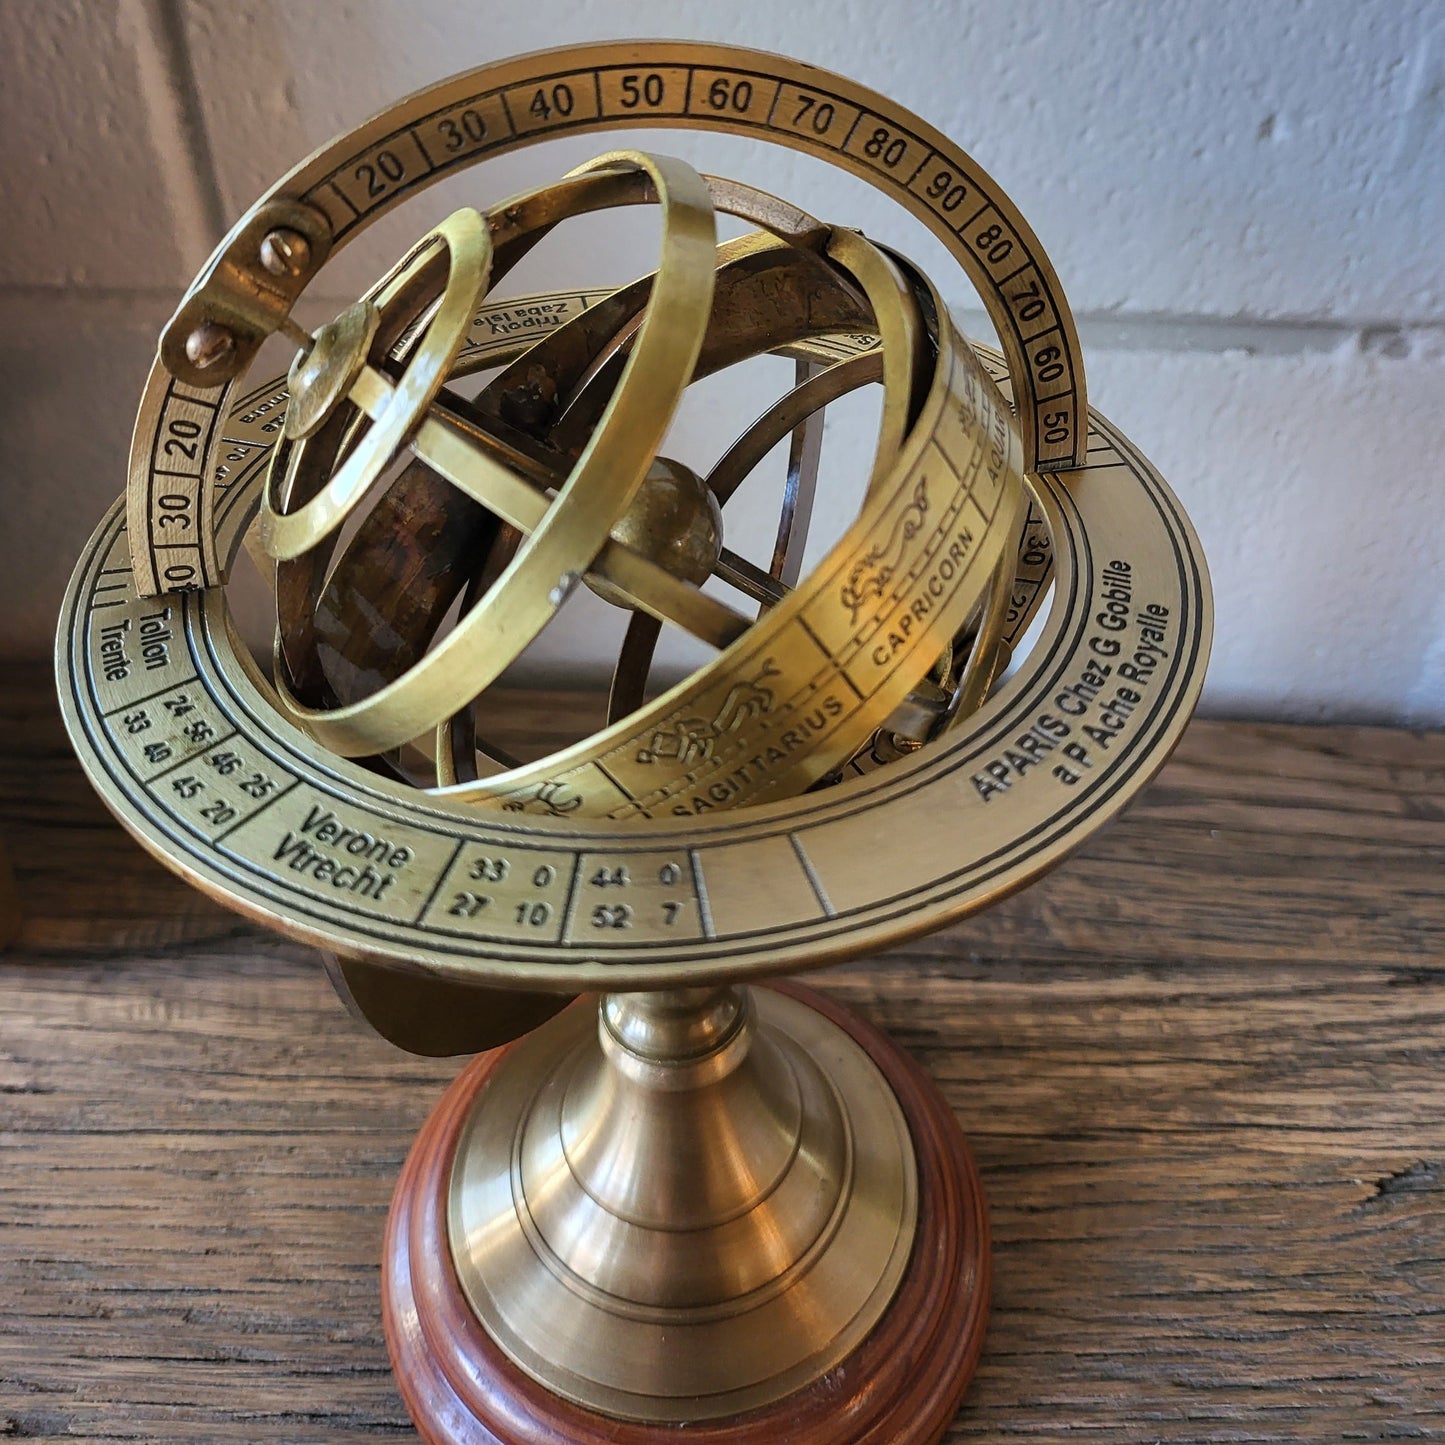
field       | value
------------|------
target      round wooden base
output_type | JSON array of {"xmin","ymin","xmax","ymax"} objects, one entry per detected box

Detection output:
[{"xmin": 382, "ymin": 983, "xmax": 990, "ymax": 1445}]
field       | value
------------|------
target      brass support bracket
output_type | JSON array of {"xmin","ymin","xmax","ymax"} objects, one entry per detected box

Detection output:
[{"xmin": 159, "ymin": 197, "xmax": 333, "ymax": 389}]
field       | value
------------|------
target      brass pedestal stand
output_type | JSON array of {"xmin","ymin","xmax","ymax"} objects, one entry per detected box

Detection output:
[
  {"xmin": 384, "ymin": 983, "xmax": 989, "ymax": 1444},
  {"xmin": 52, "ymin": 39, "xmax": 1212, "ymax": 1445}
]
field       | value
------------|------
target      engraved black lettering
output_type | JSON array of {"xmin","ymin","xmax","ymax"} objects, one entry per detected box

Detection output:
[{"xmin": 98, "ymin": 619, "xmax": 132, "ymax": 682}]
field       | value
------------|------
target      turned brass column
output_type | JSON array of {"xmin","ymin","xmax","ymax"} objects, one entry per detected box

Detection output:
[{"xmin": 447, "ymin": 985, "xmax": 919, "ymax": 1422}]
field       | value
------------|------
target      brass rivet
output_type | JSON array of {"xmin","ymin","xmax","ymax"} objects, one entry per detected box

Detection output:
[
  {"xmin": 184, "ymin": 321, "xmax": 236, "ymax": 369},
  {"xmin": 260, "ymin": 227, "xmax": 311, "ymax": 278},
  {"xmin": 547, "ymin": 571, "xmax": 582, "ymax": 609}
]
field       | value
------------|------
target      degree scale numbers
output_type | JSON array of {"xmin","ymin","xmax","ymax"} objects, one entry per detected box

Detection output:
[
  {"xmin": 82, "ymin": 40, "xmax": 1210, "ymax": 988},
  {"xmin": 63, "ymin": 321, "xmax": 1210, "ymax": 990},
  {"xmin": 312, "ymin": 54, "xmax": 1083, "ymax": 462},
  {"xmin": 127, "ymin": 41, "xmax": 1086, "ymax": 598}
]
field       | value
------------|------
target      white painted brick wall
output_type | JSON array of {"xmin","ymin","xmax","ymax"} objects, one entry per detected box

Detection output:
[{"xmin": 2, "ymin": 0, "xmax": 1440, "ymax": 723}]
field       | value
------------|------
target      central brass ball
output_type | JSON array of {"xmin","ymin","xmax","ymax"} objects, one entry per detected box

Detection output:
[{"xmin": 586, "ymin": 456, "xmax": 724, "ymax": 609}]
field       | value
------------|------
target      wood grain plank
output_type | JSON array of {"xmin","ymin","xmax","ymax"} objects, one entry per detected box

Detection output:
[{"xmin": 1, "ymin": 662, "xmax": 1442, "ymax": 1441}]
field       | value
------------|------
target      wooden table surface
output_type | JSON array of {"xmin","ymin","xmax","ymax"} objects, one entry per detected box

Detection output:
[{"xmin": 2, "ymin": 659, "xmax": 1442, "ymax": 1443}]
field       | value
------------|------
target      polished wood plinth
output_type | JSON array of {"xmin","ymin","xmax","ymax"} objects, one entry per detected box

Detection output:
[{"xmin": 382, "ymin": 984, "xmax": 990, "ymax": 1445}]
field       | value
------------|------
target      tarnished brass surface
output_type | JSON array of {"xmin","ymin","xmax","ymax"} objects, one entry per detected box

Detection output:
[
  {"xmin": 260, "ymin": 208, "xmax": 493, "ymax": 557},
  {"xmin": 56, "ymin": 40, "xmax": 1214, "ymax": 1436},
  {"xmin": 448, "ymin": 986, "xmax": 916, "ymax": 1420},
  {"xmin": 281, "ymin": 300, "xmax": 379, "ymax": 443},
  {"xmin": 157, "ymin": 196, "xmax": 333, "ymax": 394},
  {"xmin": 584, "ymin": 456, "xmax": 723, "ymax": 608},
  {"xmin": 248, "ymin": 159, "xmax": 1017, "ymax": 792},
  {"xmin": 0, "ymin": 841, "xmax": 20, "ymax": 948},
  {"xmin": 261, "ymin": 152, "xmax": 730, "ymax": 759},
  {"xmin": 124, "ymin": 41, "xmax": 1091, "ymax": 599},
  {"xmin": 322, "ymin": 951, "xmax": 567, "ymax": 1056},
  {"xmin": 57, "ymin": 297, "xmax": 1208, "ymax": 990}
]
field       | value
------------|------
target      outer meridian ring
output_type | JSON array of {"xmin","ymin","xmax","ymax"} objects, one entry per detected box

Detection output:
[
  {"xmin": 63, "ymin": 322, "xmax": 1210, "ymax": 993},
  {"xmin": 126, "ymin": 40, "xmax": 1087, "ymax": 598}
]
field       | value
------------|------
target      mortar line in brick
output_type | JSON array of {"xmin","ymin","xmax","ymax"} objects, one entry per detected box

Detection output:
[
  {"xmin": 950, "ymin": 308, "xmax": 1445, "ymax": 361},
  {"xmin": 117, "ymin": 0, "xmax": 229, "ymax": 273},
  {"xmin": 3, "ymin": 277, "xmax": 1441, "ymax": 366}
]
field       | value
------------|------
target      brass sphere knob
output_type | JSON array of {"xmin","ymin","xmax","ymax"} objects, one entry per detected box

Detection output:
[{"xmin": 586, "ymin": 456, "xmax": 723, "ymax": 609}]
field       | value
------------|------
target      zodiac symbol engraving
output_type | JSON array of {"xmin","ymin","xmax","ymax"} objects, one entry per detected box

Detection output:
[
  {"xmin": 502, "ymin": 780, "xmax": 584, "ymax": 816},
  {"xmin": 840, "ymin": 479, "xmax": 930, "ymax": 620},
  {"xmin": 637, "ymin": 660, "xmax": 781, "ymax": 765}
]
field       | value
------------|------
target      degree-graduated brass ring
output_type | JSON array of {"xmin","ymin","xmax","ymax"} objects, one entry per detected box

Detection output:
[
  {"xmin": 62, "ymin": 43, "xmax": 1213, "ymax": 994},
  {"xmin": 57, "ymin": 304, "xmax": 1210, "ymax": 989},
  {"xmin": 56, "ymin": 322, "xmax": 1213, "ymax": 988},
  {"xmin": 124, "ymin": 40, "xmax": 1088, "ymax": 599}
]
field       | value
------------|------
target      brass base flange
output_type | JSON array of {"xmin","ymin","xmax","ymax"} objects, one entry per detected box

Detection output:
[{"xmin": 383, "ymin": 982, "xmax": 990, "ymax": 1444}]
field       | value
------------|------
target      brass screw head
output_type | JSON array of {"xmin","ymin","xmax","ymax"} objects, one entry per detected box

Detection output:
[
  {"xmin": 259, "ymin": 227, "xmax": 312, "ymax": 278},
  {"xmin": 547, "ymin": 571, "xmax": 583, "ymax": 610},
  {"xmin": 184, "ymin": 321, "xmax": 236, "ymax": 370}
]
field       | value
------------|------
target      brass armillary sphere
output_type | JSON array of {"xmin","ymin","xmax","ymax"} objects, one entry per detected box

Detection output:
[{"xmin": 57, "ymin": 41, "xmax": 1211, "ymax": 1445}]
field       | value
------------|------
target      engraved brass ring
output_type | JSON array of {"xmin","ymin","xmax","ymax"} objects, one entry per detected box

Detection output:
[
  {"xmin": 58, "ymin": 307, "xmax": 1209, "ymax": 989},
  {"xmin": 125, "ymin": 40, "xmax": 1089, "ymax": 598},
  {"xmin": 428, "ymin": 276, "xmax": 1024, "ymax": 815},
  {"xmin": 250, "ymin": 146, "xmax": 1021, "ymax": 805},
  {"xmin": 266, "ymin": 151, "xmax": 724, "ymax": 758},
  {"xmin": 60, "ymin": 42, "xmax": 1212, "ymax": 993}
]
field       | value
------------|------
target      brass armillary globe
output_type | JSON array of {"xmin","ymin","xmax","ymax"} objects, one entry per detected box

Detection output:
[{"xmin": 56, "ymin": 41, "xmax": 1210, "ymax": 1445}]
